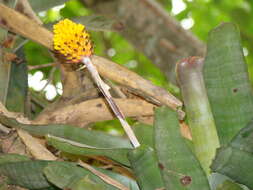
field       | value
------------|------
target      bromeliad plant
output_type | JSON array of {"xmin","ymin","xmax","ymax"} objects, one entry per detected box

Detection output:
[{"xmin": 0, "ymin": 9, "xmax": 253, "ymax": 190}]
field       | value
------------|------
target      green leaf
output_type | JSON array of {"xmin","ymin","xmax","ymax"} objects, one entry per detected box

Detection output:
[
  {"xmin": 0, "ymin": 160, "xmax": 56, "ymax": 189},
  {"xmin": 208, "ymin": 173, "xmax": 231, "ymax": 190},
  {"xmin": 95, "ymin": 167, "xmax": 139, "ymax": 190},
  {"xmin": 154, "ymin": 106, "xmax": 210, "ymax": 190},
  {"xmin": 46, "ymin": 135, "xmax": 131, "ymax": 166},
  {"xmin": 133, "ymin": 123, "xmax": 153, "ymax": 147},
  {"xmin": 60, "ymin": 0, "xmax": 89, "ymax": 18},
  {"xmin": 210, "ymin": 117, "xmax": 253, "ymax": 189},
  {"xmin": 211, "ymin": 146, "xmax": 253, "ymax": 189},
  {"xmin": 44, "ymin": 162, "xmax": 139, "ymax": 190},
  {"xmin": 0, "ymin": 114, "xmax": 132, "ymax": 148},
  {"xmin": 209, "ymin": 173, "xmax": 247, "ymax": 190},
  {"xmin": 230, "ymin": 119, "xmax": 253, "ymax": 153},
  {"xmin": 44, "ymin": 162, "xmax": 106, "ymax": 189},
  {"xmin": 0, "ymin": 158, "xmax": 138, "ymax": 190},
  {"xmin": 0, "ymin": 154, "xmax": 30, "ymax": 164},
  {"xmin": 203, "ymin": 23, "xmax": 253, "ymax": 145},
  {"xmin": 210, "ymin": 118, "xmax": 253, "ymax": 190},
  {"xmin": 216, "ymin": 180, "xmax": 244, "ymax": 190},
  {"xmin": 71, "ymin": 177, "xmax": 105, "ymax": 190},
  {"xmin": 24, "ymin": 41, "xmax": 53, "ymax": 76},
  {"xmin": 128, "ymin": 145, "xmax": 164, "ymax": 190}
]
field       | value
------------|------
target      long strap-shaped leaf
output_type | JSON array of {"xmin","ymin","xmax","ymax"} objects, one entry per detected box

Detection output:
[
  {"xmin": 154, "ymin": 106, "xmax": 210, "ymax": 190},
  {"xmin": 203, "ymin": 23, "xmax": 253, "ymax": 145}
]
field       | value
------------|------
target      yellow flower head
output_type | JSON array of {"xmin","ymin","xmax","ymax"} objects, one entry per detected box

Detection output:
[{"xmin": 53, "ymin": 19, "xmax": 93, "ymax": 63}]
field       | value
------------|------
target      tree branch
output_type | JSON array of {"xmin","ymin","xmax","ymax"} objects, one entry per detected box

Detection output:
[
  {"xmin": 91, "ymin": 55, "xmax": 183, "ymax": 117},
  {"xmin": 16, "ymin": 0, "xmax": 42, "ymax": 24},
  {"xmin": 28, "ymin": 62, "xmax": 57, "ymax": 70},
  {"xmin": 81, "ymin": 0, "xmax": 205, "ymax": 84},
  {"xmin": 35, "ymin": 98, "xmax": 155, "ymax": 126}
]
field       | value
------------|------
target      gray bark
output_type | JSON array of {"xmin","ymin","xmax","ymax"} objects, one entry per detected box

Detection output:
[{"xmin": 81, "ymin": 0, "xmax": 205, "ymax": 84}]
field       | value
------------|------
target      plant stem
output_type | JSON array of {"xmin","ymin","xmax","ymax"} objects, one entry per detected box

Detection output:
[{"xmin": 81, "ymin": 56, "xmax": 140, "ymax": 148}]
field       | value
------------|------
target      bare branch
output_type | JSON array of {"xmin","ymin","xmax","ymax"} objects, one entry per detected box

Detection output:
[
  {"xmin": 28, "ymin": 63, "xmax": 58, "ymax": 70},
  {"xmin": 34, "ymin": 98, "xmax": 155, "ymax": 126},
  {"xmin": 0, "ymin": 4, "xmax": 53, "ymax": 49}
]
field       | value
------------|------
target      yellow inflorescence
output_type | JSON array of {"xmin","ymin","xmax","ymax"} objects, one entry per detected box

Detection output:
[{"xmin": 53, "ymin": 19, "xmax": 93, "ymax": 63}]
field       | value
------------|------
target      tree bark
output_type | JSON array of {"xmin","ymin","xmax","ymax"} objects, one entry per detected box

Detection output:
[{"xmin": 81, "ymin": 0, "xmax": 205, "ymax": 84}]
